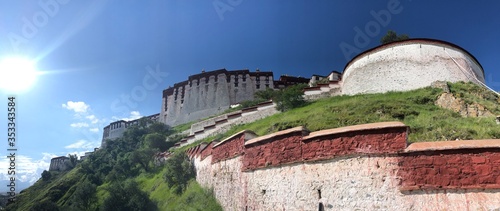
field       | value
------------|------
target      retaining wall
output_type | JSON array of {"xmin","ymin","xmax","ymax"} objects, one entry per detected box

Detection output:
[
  {"xmin": 175, "ymin": 101, "xmax": 278, "ymax": 148},
  {"xmin": 188, "ymin": 122, "xmax": 500, "ymax": 210}
]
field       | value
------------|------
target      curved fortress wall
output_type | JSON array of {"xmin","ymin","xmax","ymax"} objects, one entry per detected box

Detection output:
[
  {"xmin": 342, "ymin": 39, "xmax": 485, "ymax": 95},
  {"xmin": 161, "ymin": 69, "xmax": 274, "ymax": 126}
]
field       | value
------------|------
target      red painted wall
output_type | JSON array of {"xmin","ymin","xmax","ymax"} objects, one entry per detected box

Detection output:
[
  {"xmin": 190, "ymin": 122, "xmax": 500, "ymax": 191},
  {"xmin": 243, "ymin": 132, "xmax": 303, "ymax": 170},
  {"xmin": 302, "ymin": 128, "xmax": 407, "ymax": 162},
  {"xmin": 399, "ymin": 149, "xmax": 500, "ymax": 190},
  {"xmin": 211, "ymin": 134, "xmax": 246, "ymax": 163},
  {"xmin": 199, "ymin": 141, "xmax": 217, "ymax": 161}
]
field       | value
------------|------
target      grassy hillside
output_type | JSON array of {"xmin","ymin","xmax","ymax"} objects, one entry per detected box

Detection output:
[
  {"xmin": 191, "ymin": 82, "xmax": 500, "ymax": 146},
  {"xmin": 6, "ymin": 121, "xmax": 222, "ymax": 211},
  {"xmin": 8, "ymin": 82, "xmax": 500, "ymax": 210}
]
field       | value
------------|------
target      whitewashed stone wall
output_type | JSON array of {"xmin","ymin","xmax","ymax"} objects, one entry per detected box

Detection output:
[
  {"xmin": 342, "ymin": 40, "xmax": 485, "ymax": 95},
  {"xmin": 161, "ymin": 72, "xmax": 275, "ymax": 127},
  {"xmin": 179, "ymin": 103, "xmax": 279, "ymax": 146},
  {"xmin": 194, "ymin": 156, "xmax": 247, "ymax": 210},
  {"xmin": 194, "ymin": 155, "xmax": 500, "ymax": 211}
]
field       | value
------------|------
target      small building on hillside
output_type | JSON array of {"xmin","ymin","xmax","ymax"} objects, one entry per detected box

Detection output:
[
  {"xmin": 49, "ymin": 156, "xmax": 69, "ymax": 171},
  {"xmin": 101, "ymin": 113, "xmax": 159, "ymax": 147}
]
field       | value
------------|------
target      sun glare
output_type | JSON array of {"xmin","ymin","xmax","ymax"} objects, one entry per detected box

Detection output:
[{"xmin": 0, "ymin": 57, "xmax": 38, "ymax": 93}]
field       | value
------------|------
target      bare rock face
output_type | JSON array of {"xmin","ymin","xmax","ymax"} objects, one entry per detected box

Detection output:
[
  {"xmin": 435, "ymin": 92, "xmax": 494, "ymax": 117},
  {"xmin": 430, "ymin": 81, "xmax": 450, "ymax": 93}
]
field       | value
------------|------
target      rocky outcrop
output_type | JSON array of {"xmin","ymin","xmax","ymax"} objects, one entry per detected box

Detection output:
[
  {"xmin": 432, "ymin": 81, "xmax": 494, "ymax": 117},
  {"xmin": 435, "ymin": 92, "xmax": 493, "ymax": 117}
]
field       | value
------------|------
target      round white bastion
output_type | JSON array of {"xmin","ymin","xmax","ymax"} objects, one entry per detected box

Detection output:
[{"xmin": 341, "ymin": 39, "xmax": 485, "ymax": 95}]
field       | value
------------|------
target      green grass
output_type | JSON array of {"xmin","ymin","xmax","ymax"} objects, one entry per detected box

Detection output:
[
  {"xmin": 199, "ymin": 82, "xmax": 500, "ymax": 143},
  {"xmin": 448, "ymin": 81, "xmax": 500, "ymax": 113},
  {"xmin": 7, "ymin": 167, "xmax": 82, "ymax": 211},
  {"xmin": 172, "ymin": 121, "xmax": 195, "ymax": 133},
  {"xmin": 10, "ymin": 82, "xmax": 499, "ymax": 210},
  {"xmin": 135, "ymin": 168, "xmax": 222, "ymax": 211}
]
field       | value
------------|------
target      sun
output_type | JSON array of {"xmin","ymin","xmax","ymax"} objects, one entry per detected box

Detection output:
[{"xmin": 0, "ymin": 57, "xmax": 39, "ymax": 93}]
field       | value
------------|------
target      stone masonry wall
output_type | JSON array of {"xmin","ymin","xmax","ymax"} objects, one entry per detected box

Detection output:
[
  {"xmin": 399, "ymin": 140, "xmax": 500, "ymax": 190},
  {"xmin": 161, "ymin": 70, "xmax": 274, "ymax": 127},
  {"xmin": 342, "ymin": 40, "xmax": 485, "ymax": 95},
  {"xmin": 175, "ymin": 101, "xmax": 278, "ymax": 148},
  {"xmin": 212, "ymin": 131, "xmax": 257, "ymax": 163},
  {"xmin": 188, "ymin": 122, "xmax": 500, "ymax": 210}
]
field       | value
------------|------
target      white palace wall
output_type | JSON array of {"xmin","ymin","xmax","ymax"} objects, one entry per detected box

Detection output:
[{"xmin": 342, "ymin": 40, "xmax": 485, "ymax": 95}]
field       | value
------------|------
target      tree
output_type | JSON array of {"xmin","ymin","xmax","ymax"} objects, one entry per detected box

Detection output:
[
  {"xmin": 275, "ymin": 84, "xmax": 308, "ymax": 111},
  {"xmin": 102, "ymin": 180, "xmax": 157, "ymax": 211},
  {"xmin": 41, "ymin": 170, "xmax": 51, "ymax": 181},
  {"xmin": 164, "ymin": 152, "xmax": 196, "ymax": 194},
  {"xmin": 69, "ymin": 179, "xmax": 97, "ymax": 211},
  {"xmin": 147, "ymin": 122, "xmax": 172, "ymax": 136},
  {"xmin": 380, "ymin": 30, "xmax": 410, "ymax": 44},
  {"xmin": 144, "ymin": 133, "xmax": 173, "ymax": 151},
  {"xmin": 30, "ymin": 200, "xmax": 60, "ymax": 211},
  {"xmin": 64, "ymin": 154, "xmax": 78, "ymax": 170},
  {"xmin": 255, "ymin": 88, "xmax": 277, "ymax": 101},
  {"xmin": 129, "ymin": 148, "xmax": 155, "ymax": 172}
]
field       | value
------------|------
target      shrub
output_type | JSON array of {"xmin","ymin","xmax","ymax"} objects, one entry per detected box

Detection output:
[
  {"xmin": 41, "ymin": 170, "xmax": 51, "ymax": 181},
  {"xmin": 101, "ymin": 180, "xmax": 157, "ymax": 211},
  {"xmin": 275, "ymin": 84, "xmax": 308, "ymax": 111},
  {"xmin": 164, "ymin": 152, "xmax": 196, "ymax": 194}
]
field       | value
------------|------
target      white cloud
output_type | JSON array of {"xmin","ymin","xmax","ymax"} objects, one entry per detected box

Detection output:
[
  {"xmin": 86, "ymin": 115, "xmax": 99, "ymax": 124},
  {"xmin": 112, "ymin": 111, "xmax": 143, "ymax": 122},
  {"xmin": 67, "ymin": 150, "xmax": 94, "ymax": 158},
  {"xmin": 65, "ymin": 139, "xmax": 97, "ymax": 150},
  {"xmin": 0, "ymin": 150, "xmax": 98, "ymax": 190},
  {"xmin": 70, "ymin": 122, "xmax": 89, "ymax": 128},
  {"xmin": 63, "ymin": 102, "xmax": 105, "ymax": 136},
  {"xmin": 0, "ymin": 152, "xmax": 55, "ymax": 187},
  {"xmin": 62, "ymin": 101, "xmax": 90, "ymax": 113}
]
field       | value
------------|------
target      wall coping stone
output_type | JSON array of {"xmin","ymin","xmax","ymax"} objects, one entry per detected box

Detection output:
[
  {"xmin": 404, "ymin": 139, "xmax": 500, "ymax": 153},
  {"xmin": 304, "ymin": 87, "xmax": 321, "ymax": 91},
  {"xmin": 245, "ymin": 126, "xmax": 308, "ymax": 146},
  {"xmin": 242, "ymin": 106, "xmax": 258, "ymax": 113},
  {"xmin": 204, "ymin": 124, "xmax": 216, "ymax": 129},
  {"xmin": 256, "ymin": 100, "xmax": 274, "ymax": 107},
  {"xmin": 303, "ymin": 121, "xmax": 407, "ymax": 141},
  {"xmin": 215, "ymin": 119, "xmax": 228, "ymax": 124},
  {"xmin": 227, "ymin": 112, "xmax": 242, "ymax": 118},
  {"xmin": 213, "ymin": 130, "xmax": 258, "ymax": 148}
]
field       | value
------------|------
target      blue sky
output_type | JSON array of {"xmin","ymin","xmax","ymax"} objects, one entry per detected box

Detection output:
[{"xmin": 0, "ymin": 0, "xmax": 498, "ymax": 189}]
